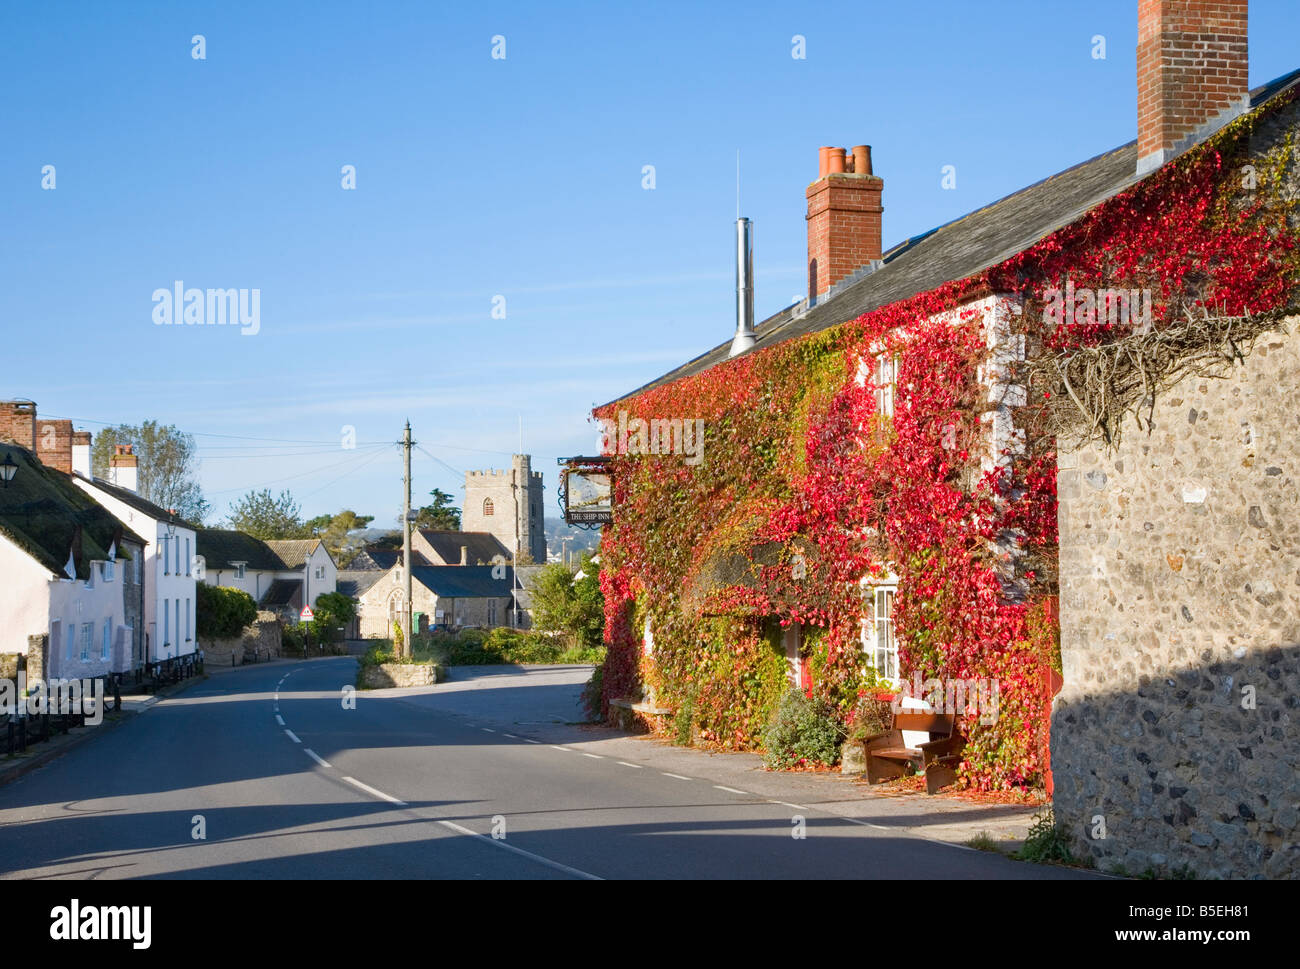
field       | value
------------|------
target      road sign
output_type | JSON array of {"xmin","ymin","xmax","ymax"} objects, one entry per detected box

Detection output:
[{"xmin": 300, "ymin": 606, "xmax": 314, "ymax": 621}]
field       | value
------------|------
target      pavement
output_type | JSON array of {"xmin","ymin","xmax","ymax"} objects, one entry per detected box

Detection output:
[{"xmin": 0, "ymin": 657, "xmax": 1100, "ymax": 879}]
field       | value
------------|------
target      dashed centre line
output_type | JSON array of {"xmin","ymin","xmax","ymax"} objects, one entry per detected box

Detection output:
[
  {"xmin": 616, "ymin": 761, "xmax": 643, "ymax": 769},
  {"xmin": 342, "ymin": 776, "xmax": 406, "ymax": 805},
  {"xmin": 714, "ymin": 785, "xmax": 749, "ymax": 795},
  {"xmin": 435, "ymin": 819, "xmax": 602, "ymax": 881},
  {"xmin": 284, "ymin": 729, "xmax": 301, "ymax": 744},
  {"xmin": 305, "ymin": 749, "xmax": 331, "ymax": 768},
  {"xmin": 581, "ymin": 753, "xmax": 603, "ymax": 760},
  {"xmin": 661, "ymin": 773, "xmax": 691, "ymax": 781},
  {"xmin": 275, "ymin": 715, "xmax": 285, "ymax": 726}
]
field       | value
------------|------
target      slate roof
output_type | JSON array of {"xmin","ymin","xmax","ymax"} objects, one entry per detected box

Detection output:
[
  {"xmin": 260, "ymin": 578, "xmax": 302, "ymax": 608},
  {"xmin": 608, "ymin": 68, "xmax": 1300, "ymax": 403},
  {"xmin": 0, "ymin": 445, "xmax": 144, "ymax": 579},
  {"xmin": 349, "ymin": 546, "xmax": 401, "ymax": 570},
  {"xmin": 81, "ymin": 476, "xmax": 198, "ymax": 531},
  {"xmin": 417, "ymin": 529, "xmax": 509, "ymax": 565},
  {"xmin": 337, "ymin": 570, "xmax": 384, "ymax": 599},
  {"xmin": 411, "ymin": 565, "xmax": 515, "ymax": 599},
  {"xmin": 195, "ymin": 529, "xmax": 287, "ymax": 571}
]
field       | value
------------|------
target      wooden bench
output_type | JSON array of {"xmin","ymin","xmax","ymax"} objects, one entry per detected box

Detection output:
[{"xmin": 863, "ymin": 711, "xmax": 965, "ymax": 795}]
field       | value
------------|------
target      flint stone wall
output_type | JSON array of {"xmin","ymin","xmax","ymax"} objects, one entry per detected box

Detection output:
[{"xmin": 1053, "ymin": 323, "xmax": 1300, "ymax": 879}]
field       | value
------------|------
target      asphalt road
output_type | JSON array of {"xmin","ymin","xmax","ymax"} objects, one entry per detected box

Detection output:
[{"xmin": 0, "ymin": 658, "xmax": 1097, "ymax": 879}]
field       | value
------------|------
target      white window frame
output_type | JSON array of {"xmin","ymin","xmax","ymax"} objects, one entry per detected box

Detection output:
[
  {"xmin": 102, "ymin": 560, "xmax": 114, "ymax": 582},
  {"xmin": 860, "ymin": 577, "xmax": 899, "ymax": 684},
  {"xmin": 875, "ymin": 353, "xmax": 896, "ymax": 420},
  {"xmin": 185, "ymin": 538, "xmax": 191, "ymax": 576},
  {"xmin": 185, "ymin": 598, "xmax": 191, "ymax": 641},
  {"xmin": 101, "ymin": 619, "xmax": 111, "ymax": 660},
  {"xmin": 233, "ymin": 563, "xmax": 246, "ymax": 580},
  {"xmin": 79, "ymin": 623, "xmax": 92, "ymax": 662}
]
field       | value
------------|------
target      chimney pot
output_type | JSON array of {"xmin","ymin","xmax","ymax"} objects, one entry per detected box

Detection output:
[
  {"xmin": 460, "ymin": 545, "xmax": 469, "ymax": 566},
  {"xmin": 852, "ymin": 145, "xmax": 872, "ymax": 176},
  {"xmin": 826, "ymin": 148, "xmax": 846, "ymax": 174}
]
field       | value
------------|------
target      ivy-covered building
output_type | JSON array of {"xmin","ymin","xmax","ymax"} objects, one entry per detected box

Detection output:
[{"xmin": 591, "ymin": 0, "xmax": 1300, "ymax": 801}]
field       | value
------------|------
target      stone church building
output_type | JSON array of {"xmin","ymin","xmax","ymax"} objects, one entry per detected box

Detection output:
[{"xmin": 462, "ymin": 454, "xmax": 546, "ymax": 565}]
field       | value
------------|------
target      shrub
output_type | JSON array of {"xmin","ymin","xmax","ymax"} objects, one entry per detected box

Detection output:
[
  {"xmin": 196, "ymin": 584, "xmax": 257, "ymax": 639},
  {"xmin": 762, "ymin": 689, "xmax": 845, "ymax": 769}
]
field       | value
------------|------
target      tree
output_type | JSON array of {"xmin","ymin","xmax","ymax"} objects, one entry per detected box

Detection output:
[
  {"xmin": 310, "ymin": 591, "xmax": 358, "ymax": 643},
  {"xmin": 227, "ymin": 489, "xmax": 308, "ymax": 539},
  {"xmin": 530, "ymin": 551, "xmax": 604, "ymax": 649},
  {"xmin": 91, "ymin": 421, "xmax": 209, "ymax": 523},
  {"xmin": 308, "ymin": 509, "xmax": 374, "ymax": 566},
  {"xmin": 411, "ymin": 488, "xmax": 461, "ymax": 531}
]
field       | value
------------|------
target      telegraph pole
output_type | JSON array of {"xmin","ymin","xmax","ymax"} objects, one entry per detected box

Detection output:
[{"xmin": 402, "ymin": 420, "xmax": 413, "ymax": 659}]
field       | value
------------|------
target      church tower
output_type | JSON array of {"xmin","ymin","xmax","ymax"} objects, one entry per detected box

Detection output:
[{"xmin": 463, "ymin": 454, "xmax": 546, "ymax": 564}]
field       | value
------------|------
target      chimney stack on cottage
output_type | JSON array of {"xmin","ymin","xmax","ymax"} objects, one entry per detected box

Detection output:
[
  {"xmin": 109, "ymin": 444, "xmax": 138, "ymax": 493},
  {"xmin": 806, "ymin": 144, "xmax": 883, "ymax": 303},
  {"xmin": 72, "ymin": 431, "xmax": 92, "ymax": 478},
  {"xmin": 1136, "ymin": 0, "xmax": 1249, "ymax": 174},
  {"xmin": 460, "ymin": 545, "xmax": 469, "ymax": 566}
]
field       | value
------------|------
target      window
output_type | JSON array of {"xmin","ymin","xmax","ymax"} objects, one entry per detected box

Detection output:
[
  {"xmin": 488, "ymin": 599, "xmax": 498, "ymax": 626},
  {"xmin": 861, "ymin": 584, "xmax": 898, "ymax": 682},
  {"xmin": 65, "ymin": 621, "xmax": 75, "ymax": 661},
  {"xmin": 233, "ymin": 563, "xmax": 246, "ymax": 579},
  {"xmin": 101, "ymin": 619, "xmax": 111, "ymax": 660},
  {"xmin": 161, "ymin": 536, "xmax": 170, "ymax": 575},
  {"xmin": 185, "ymin": 598, "xmax": 191, "ymax": 641},
  {"xmin": 163, "ymin": 599, "xmax": 170, "ymax": 647},
  {"xmin": 79, "ymin": 623, "xmax": 92, "ymax": 662},
  {"xmin": 102, "ymin": 561, "xmax": 114, "ymax": 582},
  {"xmin": 314, "ymin": 566, "xmax": 325, "ymax": 580},
  {"xmin": 185, "ymin": 538, "xmax": 191, "ymax": 576},
  {"xmin": 134, "ymin": 554, "xmax": 141, "ymax": 583},
  {"xmin": 483, "ymin": 498, "xmax": 494, "ymax": 517}
]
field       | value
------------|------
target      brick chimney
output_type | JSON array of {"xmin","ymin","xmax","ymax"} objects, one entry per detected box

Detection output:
[
  {"xmin": 806, "ymin": 145, "xmax": 883, "ymax": 303},
  {"xmin": 109, "ymin": 444, "xmax": 139, "ymax": 493},
  {"xmin": 35, "ymin": 419, "xmax": 73, "ymax": 474},
  {"xmin": 1137, "ymin": 0, "xmax": 1249, "ymax": 175},
  {"xmin": 72, "ymin": 431, "xmax": 92, "ymax": 478},
  {"xmin": 0, "ymin": 400, "xmax": 37, "ymax": 452}
]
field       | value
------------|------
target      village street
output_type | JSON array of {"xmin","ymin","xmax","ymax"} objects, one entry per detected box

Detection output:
[{"xmin": 0, "ymin": 660, "xmax": 1097, "ymax": 880}]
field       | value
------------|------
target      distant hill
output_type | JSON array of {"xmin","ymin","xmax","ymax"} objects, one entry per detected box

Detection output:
[{"xmin": 545, "ymin": 518, "xmax": 601, "ymax": 561}]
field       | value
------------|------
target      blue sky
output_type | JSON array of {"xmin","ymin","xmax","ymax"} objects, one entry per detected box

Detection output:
[{"xmin": 3, "ymin": 0, "xmax": 1297, "ymax": 527}]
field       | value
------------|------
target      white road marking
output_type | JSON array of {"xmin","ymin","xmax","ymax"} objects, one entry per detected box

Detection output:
[
  {"xmin": 436, "ymin": 820, "xmax": 601, "ymax": 881},
  {"xmin": 616, "ymin": 761, "xmax": 643, "ymax": 769},
  {"xmin": 342, "ymin": 776, "xmax": 406, "ymax": 805},
  {"xmin": 522, "ymin": 739, "xmax": 541, "ymax": 744},
  {"xmin": 275, "ymin": 715, "xmax": 285, "ymax": 726},
  {"xmin": 770, "ymin": 800, "xmax": 808, "ymax": 811},
  {"xmin": 714, "ymin": 785, "xmax": 748, "ymax": 795},
  {"xmin": 661, "ymin": 773, "xmax": 691, "ymax": 781},
  {"xmin": 305, "ymin": 749, "xmax": 331, "ymax": 768},
  {"xmin": 550, "ymin": 746, "xmax": 571, "ymax": 752},
  {"xmin": 481, "ymin": 728, "xmax": 496, "ymax": 733},
  {"xmin": 502, "ymin": 733, "xmax": 519, "ymax": 739},
  {"xmin": 284, "ymin": 729, "xmax": 301, "ymax": 744},
  {"xmin": 273, "ymin": 694, "xmax": 279, "ymax": 702},
  {"xmin": 581, "ymin": 753, "xmax": 603, "ymax": 760}
]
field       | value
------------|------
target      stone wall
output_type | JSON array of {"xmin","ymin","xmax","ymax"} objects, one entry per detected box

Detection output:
[
  {"xmin": 359, "ymin": 662, "xmax": 443, "ymax": 689},
  {"xmin": 1053, "ymin": 322, "xmax": 1300, "ymax": 879},
  {"xmin": 203, "ymin": 612, "xmax": 282, "ymax": 666}
]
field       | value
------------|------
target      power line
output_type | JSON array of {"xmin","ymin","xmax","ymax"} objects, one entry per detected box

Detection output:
[{"xmin": 206, "ymin": 445, "xmax": 400, "ymax": 497}]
